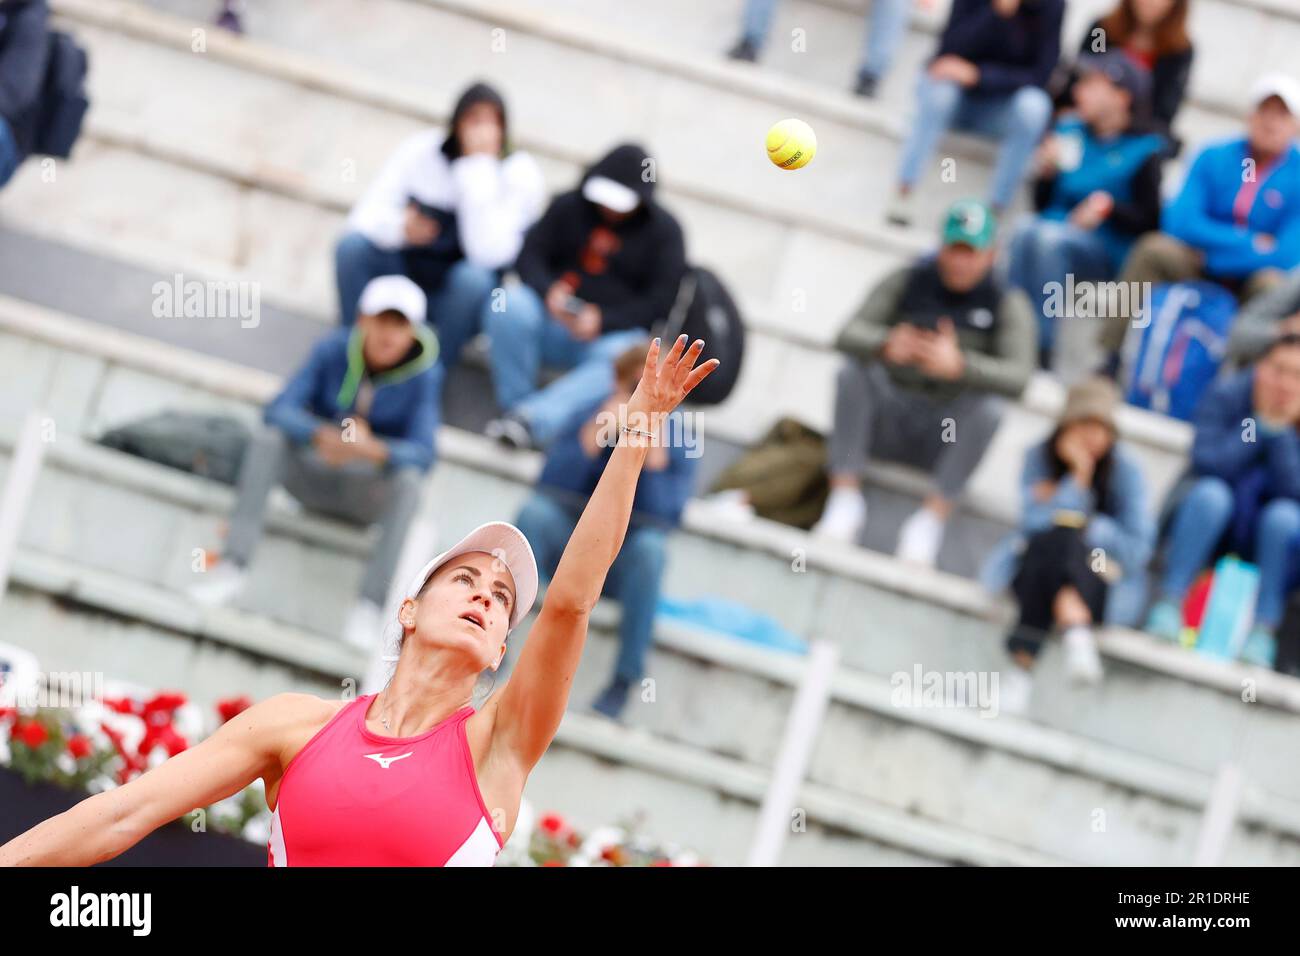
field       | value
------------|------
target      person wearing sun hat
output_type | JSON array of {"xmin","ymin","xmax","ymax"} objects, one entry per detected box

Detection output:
[
  {"xmin": 981, "ymin": 376, "xmax": 1154, "ymax": 714},
  {"xmin": 815, "ymin": 198, "xmax": 1035, "ymax": 568}
]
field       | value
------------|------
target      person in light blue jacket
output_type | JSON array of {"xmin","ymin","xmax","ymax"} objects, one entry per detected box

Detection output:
[{"xmin": 982, "ymin": 377, "xmax": 1153, "ymax": 712}]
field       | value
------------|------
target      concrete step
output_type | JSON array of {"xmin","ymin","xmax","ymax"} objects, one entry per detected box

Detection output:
[
  {"xmin": 9, "ymin": 545, "xmax": 1300, "ymax": 865},
  {"xmin": 4, "ymin": 296, "xmax": 1300, "ymax": 813},
  {"xmin": 9, "ymin": 2, "xmax": 1197, "ymax": 517},
  {"xmin": 3, "ymin": 555, "xmax": 1071, "ymax": 865}
]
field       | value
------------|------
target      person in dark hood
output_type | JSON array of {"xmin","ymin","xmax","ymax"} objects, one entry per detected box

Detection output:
[
  {"xmin": 484, "ymin": 143, "xmax": 688, "ymax": 450},
  {"xmin": 0, "ymin": 0, "xmax": 50, "ymax": 188},
  {"xmin": 336, "ymin": 81, "xmax": 545, "ymax": 375}
]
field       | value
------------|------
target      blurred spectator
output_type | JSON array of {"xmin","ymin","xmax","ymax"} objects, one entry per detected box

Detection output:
[
  {"xmin": 484, "ymin": 143, "xmax": 686, "ymax": 450},
  {"xmin": 726, "ymin": 0, "xmax": 919, "ymax": 98},
  {"xmin": 1098, "ymin": 75, "xmax": 1300, "ymax": 361},
  {"xmin": 983, "ymin": 378, "xmax": 1153, "ymax": 713},
  {"xmin": 1007, "ymin": 51, "xmax": 1165, "ymax": 366},
  {"xmin": 512, "ymin": 343, "xmax": 697, "ymax": 720},
  {"xmin": 814, "ymin": 199, "xmax": 1035, "ymax": 566},
  {"xmin": 188, "ymin": 276, "xmax": 442, "ymax": 651},
  {"xmin": 1226, "ymin": 268, "xmax": 1300, "ymax": 368},
  {"xmin": 887, "ymin": 0, "xmax": 1064, "ymax": 225},
  {"xmin": 1145, "ymin": 334, "xmax": 1300, "ymax": 668},
  {"xmin": 1055, "ymin": 0, "xmax": 1194, "ymax": 149},
  {"xmin": 336, "ymin": 82, "xmax": 545, "ymax": 373},
  {"xmin": 0, "ymin": 0, "xmax": 50, "ymax": 190},
  {"xmin": 213, "ymin": 0, "xmax": 245, "ymax": 34}
]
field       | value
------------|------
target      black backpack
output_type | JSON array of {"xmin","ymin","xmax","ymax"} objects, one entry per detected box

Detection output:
[
  {"xmin": 658, "ymin": 266, "xmax": 744, "ymax": 405},
  {"xmin": 35, "ymin": 30, "xmax": 89, "ymax": 159}
]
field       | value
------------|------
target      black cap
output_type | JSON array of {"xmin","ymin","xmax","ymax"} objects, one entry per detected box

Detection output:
[{"xmin": 1077, "ymin": 51, "xmax": 1152, "ymax": 120}]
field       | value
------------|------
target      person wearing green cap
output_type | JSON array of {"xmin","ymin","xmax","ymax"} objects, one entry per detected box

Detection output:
[{"xmin": 814, "ymin": 199, "xmax": 1036, "ymax": 567}]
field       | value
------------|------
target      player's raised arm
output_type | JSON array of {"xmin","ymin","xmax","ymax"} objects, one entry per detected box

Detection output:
[{"xmin": 491, "ymin": 335, "xmax": 718, "ymax": 768}]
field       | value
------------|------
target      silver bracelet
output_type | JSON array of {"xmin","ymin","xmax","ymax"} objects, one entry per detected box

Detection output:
[{"xmin": 620, "ymin": 424, "xmax": 657, "ymax": 441}]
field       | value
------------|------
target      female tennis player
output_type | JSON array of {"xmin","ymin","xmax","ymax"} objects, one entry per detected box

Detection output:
[{"xmin": 0, "ymin": 335, "xmax": 717, "ymax": 867}]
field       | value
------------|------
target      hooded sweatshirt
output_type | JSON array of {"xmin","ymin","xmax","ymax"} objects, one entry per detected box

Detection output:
[
  {"xmin": 265, "ymin": 325, "xmax": 442, "ymax": 472},
  {"xmin": 0, "ymin": 0, "xmax": 50, "ymax": 156},
  {"xmin": 515, "ymin": 143, "xmax": 687, "ymax": 334},
  {"xmin": 346, "ymin": 82, "xmax": 546, "ymax": 275}
]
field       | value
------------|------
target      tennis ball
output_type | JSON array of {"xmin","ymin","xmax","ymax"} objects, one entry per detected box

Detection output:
[{"xmin": 766, "ymin": 118, "xmax": 817, "ymax": 170}]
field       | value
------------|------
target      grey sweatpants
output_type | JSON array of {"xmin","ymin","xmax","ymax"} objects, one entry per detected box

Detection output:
[
  {"xmin": 828, "ymin": 360, "xmax": 1002, "ymax": 500},
  {"xmin": 224, "ymin": 426, "xmax": 422, "ymax": 605}
]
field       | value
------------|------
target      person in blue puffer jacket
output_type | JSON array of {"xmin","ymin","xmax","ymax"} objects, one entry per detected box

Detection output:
[
  {"xmin": 188, "ymin": 275, "xmax": 444, "ymax": 652},
  {"xmin": 1098, "ymin": 73, "xmax": 1300, "ymax": 359},
  {"xmin": 512, "ymin": 340, "xmax": 699, "ymax": 721}
]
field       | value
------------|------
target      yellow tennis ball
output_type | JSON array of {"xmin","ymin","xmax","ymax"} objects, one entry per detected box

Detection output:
[{"xmin": 766, "ymin": 118, "xmax": 817, "ymax": 170}]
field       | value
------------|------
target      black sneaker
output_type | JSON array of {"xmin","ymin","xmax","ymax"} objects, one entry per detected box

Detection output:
[
  {"xmin": 485, "ymin": 413, "xmax": 534, "ymax": 450},
  {"xmin": 853, "ymin": 72, "xmax": 879, "ymax": 98},
  {"xmin": 215, "ymin": 2, "xmax": 245, "ymax": 33},
  {"xmin": 592, "ymin": 677, "xmax": 633, "ymax": 720},
  {"xmin": 727, "ymin": 37, "xmax": 760, "ymax": 62}
]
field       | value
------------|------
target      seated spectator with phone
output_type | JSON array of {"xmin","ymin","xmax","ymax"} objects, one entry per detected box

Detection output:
[
  {"xmin": 813, "ymin": 199, "xmax": 1036, "ymax": 567},
  {"xmin": 484, "ymin": 143, "xmax": 687, "ymax": 450}
]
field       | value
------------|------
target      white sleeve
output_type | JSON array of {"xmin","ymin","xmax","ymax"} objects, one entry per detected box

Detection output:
[
  {"xmin": 347, "ymin": 134, "xmax": 432, "ymax": 250},
  {"xmin": 451, "ymin": 151, "xmax": 548, "ymax": 269}
]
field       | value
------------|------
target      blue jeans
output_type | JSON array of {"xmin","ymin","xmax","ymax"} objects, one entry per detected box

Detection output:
[
  {"xmin": 739, "ymin": 0, "xmax": 909, "ymax": 80},
  {"xmin": 334, "ymin": 231, "xmax": 496, "ymax": 373},
  {"xmin": 0, "ymin": 117, "xmax": 20, "ymax": 189},
  {"xmin": 485, "ymin": 283, "xmax": 649, "ymax": 446},
  {"xmin": 896, "ymin": 74, "xmax": 1052, "ymax": 210},
  {"xmin": 514, "ymin": 492, "xmax": 668, "ymax": 684},
  {"xmin": 1006, "ymin": 217, "xmax": 1113, "ymax": 354},
  {"xmin": 1160, "ymin": 477, "xmax": 1300, "ymax": 628}
]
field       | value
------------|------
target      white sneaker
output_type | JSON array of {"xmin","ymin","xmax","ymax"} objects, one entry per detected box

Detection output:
[
  {"xmin": 997, "ymin": 664, "xmax": 1034, "ymax": 716},
  {"xmin": 895, "ymin": 507, "xmax": 945, "ymax": 567},
  {"xmin": 704, "ymin": 489, "xmax": 757, "ymax": 523},
  {"xmin": 1063, "ymin": 626, "xmax": 1104, "ymax": 684},
  {"xmin": 343, "ymin": 599, "xmax": 384, "ymax": 652},
  {"xmin": 186, "ymin": 563, "xmax": 248, "ymax": 608},
  {"xmin": 811, "ymin": 486, "xmax": 867, "ymax": 543}
]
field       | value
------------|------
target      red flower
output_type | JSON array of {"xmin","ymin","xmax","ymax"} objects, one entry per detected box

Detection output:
[
  {"xmin": 67, "ymin": 735, "xmax": 93, "ymax": 759},
  {"xmin": 0, "ymin": 707, "xmax": 16, "ymax": 723},
  {"xmin": 539, "ymin": 813, "xmax": 567, "ymax": 836},
  {"xmin": 216, "ymin": 696, "xmax": 252, "ymax": 724},
  {"xmin": 651, "ymin": 859, "xmax": 673, "ymax": 867},
  {"xmin": 541, "ymin": 860, "xmax": 566, "ymax": 867},
  {"xmin": 16, "ymin": 719, "xmax": 49, "ymax": 749}
]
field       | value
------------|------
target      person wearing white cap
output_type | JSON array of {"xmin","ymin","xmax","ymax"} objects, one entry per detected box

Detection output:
[
  {"xmin": 1098, "ymin": 71, "xmax": 1300, "ymax": 362},
  {"xmin": 484, "ymin": 143, "xmax": 688, "ymax": 451},
  {"xmin": 2, "ymin": 337, "xmax": 718, "ymax": 867},
  {"xmin": 188, "ymin": 275, "xmax": 444, "ymax": 653}
]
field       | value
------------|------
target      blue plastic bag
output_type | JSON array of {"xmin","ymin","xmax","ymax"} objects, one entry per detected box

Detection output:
[
  {"xmin": 656, "ymin": 596, "xmax": 808, "ymax": 655},
  {"xmin": 1196, "ymin": 556, "xmax": 1259, "ymax": 660}
]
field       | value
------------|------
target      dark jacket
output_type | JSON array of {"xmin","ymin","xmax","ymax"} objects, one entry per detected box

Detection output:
[
  {"xmin": 934, "ymin": 0, "xmax": 1065, "ymax": 94},
  {"xmin": 516, "ymin": 143, "xmax": 687, "ymax": 334},
  {"xmin": 0, "ymin": 0, "xmax": 50, "ymax": 155},
  {"xmin": 265, "ymin": 326, "xmax": 442, "ymax": 472},
  {"xmin": 537, "ymin": 411, "xmax": 697, "ymax": 528},
  {"xmin": 1190, "ymin": 368, "xmax": 1300, "ymax": 503},
  {"xmin": 835, "ymin": 258, "xmax": 1036, "ymax": 401}
]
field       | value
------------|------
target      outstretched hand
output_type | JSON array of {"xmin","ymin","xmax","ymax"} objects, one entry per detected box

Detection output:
[{"xmin": 624, "ymin": 335, "xmax": 719, "ymax": 425}]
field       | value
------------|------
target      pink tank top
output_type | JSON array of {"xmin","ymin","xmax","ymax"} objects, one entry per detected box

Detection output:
[{"xmin": 267, "ymin": 694, "xmax": 503, "ymax": 866}]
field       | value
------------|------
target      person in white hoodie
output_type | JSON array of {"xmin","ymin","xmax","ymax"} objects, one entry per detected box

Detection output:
[{"xmin": 335, "ymin": 82, "xmax": 546, "ymax": 374}]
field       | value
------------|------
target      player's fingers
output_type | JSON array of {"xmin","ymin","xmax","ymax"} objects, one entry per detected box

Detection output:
[
  {"xmin": 682, "ymin": 359, "xmax": 721, "ymax": 396},
  {"xmin": 643, "ymin": 337, "xmax": 661, "ymax": 380},
  {"xmin": 675, "ymin": 340, "xmax": 705, "ymax": 389},
  {"xmin": 663, "ymin": 333, "xmax": 688, "ymax": 372}
]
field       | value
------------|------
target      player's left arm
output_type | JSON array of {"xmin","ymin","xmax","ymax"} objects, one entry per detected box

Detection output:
[{"xmin": 489, "ymin": 335, "xmax": 717, "ymax": 770}]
